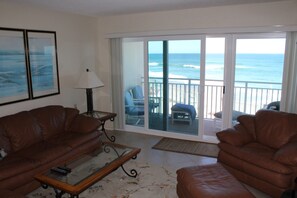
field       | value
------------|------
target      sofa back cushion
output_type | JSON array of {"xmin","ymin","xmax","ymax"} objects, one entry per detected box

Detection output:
[
  {"xmin": 255, "ymin": 110, "xmax": 297, "ymax": 149},
  {"xmin": 30, "ymin": 105, "xmax": 66, "ymax": 140},
  {"xmin": 64, "ymin": 108, "xmax": 79, "ymax": 131},
  {"xmin": 0, "ymin": 111, "xmax": 42, "ymax": 152}
]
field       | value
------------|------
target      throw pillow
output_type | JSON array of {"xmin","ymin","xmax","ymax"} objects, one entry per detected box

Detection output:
[{"xmin": 0, "ymin": 148, "xmax": 7, "ymax": 160}]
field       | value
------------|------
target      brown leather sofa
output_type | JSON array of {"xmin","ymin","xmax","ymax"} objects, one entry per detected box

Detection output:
[
  {"xmin": 217, "ymin": 109, "xmax": 297, "ymax": 198},
  {"xmin": 0, "ymin": 188, "xmax": 26, "ymax": 198},
  {"xmin": 0, "ymin": 105, "xmax": 102, "ymax": 196}
]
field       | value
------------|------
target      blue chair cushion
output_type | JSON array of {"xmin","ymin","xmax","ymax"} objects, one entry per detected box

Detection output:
[
  {"xmin": 214, "ymin": 110, "xmax": 246, "ymax": 121},
  {"xmin": 132, "ymin": 85, "xmax": 144, "ymax": 100},
  {"xmin": 171, "ymin": 103, "xmax": 197, "ymax": 120}
]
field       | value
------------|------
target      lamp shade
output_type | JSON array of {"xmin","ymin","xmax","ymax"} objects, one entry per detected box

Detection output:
[{"xmin": 77, "ymin": 69, "xmax": 104, "ymax": 89}]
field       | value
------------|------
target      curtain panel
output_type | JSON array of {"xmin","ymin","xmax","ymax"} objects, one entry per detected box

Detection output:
[
  {"xmin": 110, "ymin": 38, "xmax": 124, "ymax": 129},
  {"xmin": 283, "ymin": 32, "xmax": 297, "ymax": 113}
]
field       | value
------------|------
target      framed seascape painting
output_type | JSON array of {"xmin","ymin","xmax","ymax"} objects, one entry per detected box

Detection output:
[
  {"xmin": 26, "ymin": 30, "xmax": 60, "ymax": 99},
  {"xmin": 0, "ymin": 28, "xmax": 30, "ymax": 105}
]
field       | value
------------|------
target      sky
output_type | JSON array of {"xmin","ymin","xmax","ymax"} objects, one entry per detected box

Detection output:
[{"xmin": 148, "ymin": 38, "xmax": 286, "ymax": 54}]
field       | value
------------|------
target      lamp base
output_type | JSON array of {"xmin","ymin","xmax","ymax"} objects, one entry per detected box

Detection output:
[{"xmin": 86, "ymin": 88, "xmax": 93, "ymax": 114}]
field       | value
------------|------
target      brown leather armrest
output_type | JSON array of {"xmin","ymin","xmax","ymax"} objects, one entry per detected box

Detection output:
[
  {"xmin": 216, "ymin": 125, "xmax": 253, "ymax": 146},
  {"xmin": 273, "ymin": 142, "xmax": 297, "ymax": 166},
  {"xmin": 68, "ymin": 114, "xmax": 101, "ymax": 133}
]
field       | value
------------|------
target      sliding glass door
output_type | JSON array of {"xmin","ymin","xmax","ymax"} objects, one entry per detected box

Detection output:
[
  {"xmin": 233, "ymin": 35, "xmax": 286, "ymax": 121},
  {"xmin": 203, "ymin": 37, "xmax": 225, "ymax": 135},
  {"xmin": 148, "ymin": 39, "xmax": 201, "ymax": 136}
]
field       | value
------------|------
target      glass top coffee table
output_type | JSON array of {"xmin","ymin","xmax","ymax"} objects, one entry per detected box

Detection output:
[{"xmin": 34, "ymin": 142, "xmax": 141, "ymax": 198}]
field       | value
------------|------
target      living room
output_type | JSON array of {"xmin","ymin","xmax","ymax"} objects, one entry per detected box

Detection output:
[{"xmin": 0, "ymin": 0, "xmax": 297, "ymax": 197}]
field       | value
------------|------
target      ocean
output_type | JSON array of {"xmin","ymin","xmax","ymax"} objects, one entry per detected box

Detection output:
[
  {"xmin": 0, "ymin": 51, "xmax": 55, "ymax": 98},
  {"xmin": 148, "ymin": 53, "xmax": 284, "ymax": 87}
]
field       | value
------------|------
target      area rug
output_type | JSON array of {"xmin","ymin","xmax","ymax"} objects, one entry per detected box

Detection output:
[
  {"xmin": 27, "ymin": 160, "xmax": 177, "ymax": 198},
  {"xmin": 152, "ymin": 138, "xmax": 219, "ymax": 158}
]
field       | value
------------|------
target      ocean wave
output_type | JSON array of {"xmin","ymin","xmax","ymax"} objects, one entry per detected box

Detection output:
[
  {"xmin": 149, "ymin": 71, "xmax": 186, "ymax": 79},
  {"xmin": 149, "ymin": 62, "xmax": 159, "ymax": 66},
  {"xmin": 183, "ymin": 64, "xmax": 200, "ymax": 69}
]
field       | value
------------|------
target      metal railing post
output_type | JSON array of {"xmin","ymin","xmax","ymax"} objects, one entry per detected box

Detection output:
[
  {"xmin": 244, "ymin": 82, "xmax": 248, "ymax": 113},
  {"xmin": 188, "ymin": 79, "xmax": 191, "ymax": 105}
]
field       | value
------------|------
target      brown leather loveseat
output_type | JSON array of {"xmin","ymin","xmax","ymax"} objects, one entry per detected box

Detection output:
[
  {"xmin": 217, "ymin": 110, "xmax": 297, "ymax": 198},
  {"xmin": 0, "ymin": 105, "xmax": 102, "ymax": 196}
]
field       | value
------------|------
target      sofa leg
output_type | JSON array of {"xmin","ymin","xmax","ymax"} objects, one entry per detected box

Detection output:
[{"xmin": 281, "ymin": 190, "xmax": 296, "ymax": 198}]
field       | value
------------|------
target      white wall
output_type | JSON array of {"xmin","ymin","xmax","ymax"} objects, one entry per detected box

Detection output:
[
  {"xmin": 0, "ymin": 1, "xmax": 99, "ymax": 116},
  {"xmin": 100, "ymin": 1, "xmax": 297, "ymax": 34},
  {"xmin": 97, "ymin": 0, "xmax": 297, "ymax": 111}
]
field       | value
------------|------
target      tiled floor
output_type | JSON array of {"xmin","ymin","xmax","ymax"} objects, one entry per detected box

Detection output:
[
  {"xmin": 103, "ymin": 130, "xmax": 271, "ymax": 198},
  {"xmin": 128, "ymin": 115, "xmax": 225, "ymax": 137}
]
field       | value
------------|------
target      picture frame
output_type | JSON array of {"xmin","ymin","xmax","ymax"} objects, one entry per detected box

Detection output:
[
  {"xmin": 26, "ymin": 30, "xmax": 60, "ymax": 99},
  {"xmin": 0, "ymin": 28, "xmax": 30, "ymax": 105}
]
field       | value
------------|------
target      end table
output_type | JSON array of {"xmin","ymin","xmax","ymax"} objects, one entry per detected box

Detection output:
[{"xmin": 82, "ymin": 111, "xmax": 117, "ymax": 142}]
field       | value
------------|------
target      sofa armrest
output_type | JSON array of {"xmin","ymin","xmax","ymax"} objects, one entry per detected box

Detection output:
[
  {"xmin": 68, "ymin": 114, "xmax": 101, "ymax": 133},
  {"xmin": 216, "ymin": 125, "xmax": 253, "ymax": 146},
  {"xmin": 273, "ymin": 142, "xmax": 297, "ymax": 166}
]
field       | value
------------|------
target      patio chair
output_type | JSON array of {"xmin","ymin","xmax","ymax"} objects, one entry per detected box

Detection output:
[
  {"xmin": 265, "ymin": 101, "xmax": 280, "ymax": 111},
  {"xmin": 131, "ymin": 85, "xmax": 160, "ymax": 113},
  {"xmin": 125, "ymin": 91, "xmax": 145, "ymax": 125},
  {"xmin": 213, "ymin": 110, "xmax": 246, "ymax": 129},
  {"xmin": 214, "ymin": 110, "xmax": 246, "ymax": 121},
  {"xmin": 132, "ymin": 85, "xmax": 144, "ymax": 101},
  {"xmin": 171, "ymin": 103, "xmax": 197, "ymax": 125}
]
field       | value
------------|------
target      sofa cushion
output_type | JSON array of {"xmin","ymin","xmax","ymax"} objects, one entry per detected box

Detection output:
[
  {"xmin": 237, "ymin": 115, "xmax": 257, "ymax": 140},
  {"xmin": 30, "ymin": 105, "xmax": 66, "ymax": 140},
  {"xmin": 255, "ymin": 110, "xmax": 297, "ymax": 149},
  {"xmin": 216, "ymin": 126, "xmax": 253, "ymax": 146},
  {"xmin": 47, "ymin": 131, "xmax": 101, "ymax": 149},
  {"xmin": 1, "ymin": 111, "xmax": 42, "ymax": 152},
  {"xmin": 0, "ymin": 155, "xmax": 38, "ymax": 181},
  {"xmin": 64, "ymin": 108, "xmax": 79, "ymax": 131},
  {"xmin": 15, "ymin": 141, "xmax": 71, "ymax": 165}
]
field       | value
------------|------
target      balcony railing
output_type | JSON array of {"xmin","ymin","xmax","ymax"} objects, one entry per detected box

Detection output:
[{"xmin": 147, "ymin": 77, "xmax": 281, "ymax": 119}]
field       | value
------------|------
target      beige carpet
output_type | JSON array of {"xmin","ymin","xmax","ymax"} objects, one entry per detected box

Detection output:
[
  {"xmin": 152, "ymin": 138, "xmax": 219, "ymax": 158},
  {"xmin": 27, "ymin": 160, "xmax": 177, "ymax": 198}
]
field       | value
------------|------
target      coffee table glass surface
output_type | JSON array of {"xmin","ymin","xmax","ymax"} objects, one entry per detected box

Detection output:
[{"xmin": 34, "ymin": 142, "xmax": 141, "ymax": 197}]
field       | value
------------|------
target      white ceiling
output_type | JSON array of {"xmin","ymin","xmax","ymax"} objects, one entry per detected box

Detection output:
[{"xmin": 3, "ymin": 0, "xmax": 288, "ymax": 16}]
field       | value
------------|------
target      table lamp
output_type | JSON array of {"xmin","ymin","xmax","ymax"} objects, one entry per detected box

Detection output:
[{"xmin": 77, "ymin": 69, "xmax": 104, "ymax": 114}]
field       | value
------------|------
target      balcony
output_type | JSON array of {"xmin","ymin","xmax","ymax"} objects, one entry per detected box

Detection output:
[
  {"xmin": 133, "ymin": 77, "xmax": 280, "ymax": 136},
  {"xmin": 126, "ymin": 77, "xmax": 281, "ymax": 136}
]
